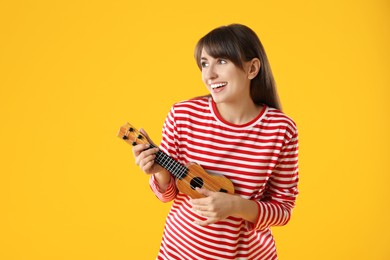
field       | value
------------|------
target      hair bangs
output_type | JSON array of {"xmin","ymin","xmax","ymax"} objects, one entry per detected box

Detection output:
[{"xmin": 195, "ymin": 27, "xmax": 244, "ymax": 70}]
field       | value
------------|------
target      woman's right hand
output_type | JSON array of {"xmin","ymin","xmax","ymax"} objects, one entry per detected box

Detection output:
[{"xmin": 131, "ymin": 129, "xmax": 163, "ymax": 175}]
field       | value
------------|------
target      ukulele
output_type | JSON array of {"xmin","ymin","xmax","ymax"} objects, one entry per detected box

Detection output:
[{"xmin": 118, "ymin": 122, "xmax": 235, "ymax": 199}]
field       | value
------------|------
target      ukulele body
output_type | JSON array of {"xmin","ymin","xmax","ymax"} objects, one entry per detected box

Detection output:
[{"xmin": 176, "ymin": 162, "xmax": 235, "ymax": 199}]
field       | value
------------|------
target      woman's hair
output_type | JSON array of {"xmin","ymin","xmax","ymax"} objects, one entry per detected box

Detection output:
[{"xmin": 194, "ymin": 24, "xmax": 281, "ymax": 110}]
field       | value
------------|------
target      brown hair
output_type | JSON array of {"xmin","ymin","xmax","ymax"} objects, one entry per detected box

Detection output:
[{"xmin": 194, "ymin": 24, "xmax": 281, "ymax": 110}]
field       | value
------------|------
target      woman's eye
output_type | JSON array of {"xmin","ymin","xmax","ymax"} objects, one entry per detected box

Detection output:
[
  {"xmin": 218, "ymin": 59, "xmax": 227, "ymax": 64},
  {"xmin": 201, "ymin": 61, "xmax": 208, "ymax": 68}
]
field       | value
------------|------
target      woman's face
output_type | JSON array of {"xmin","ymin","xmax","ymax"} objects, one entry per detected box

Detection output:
[{"xmin": 200, "ymin": 49, "xmax": 252, "ymax": 105}]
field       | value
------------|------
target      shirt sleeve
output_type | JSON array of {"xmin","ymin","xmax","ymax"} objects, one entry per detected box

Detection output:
[
  {"xmin": 249, "ymin": 127, "xmax": 299, "ymax": 231},
  {"xmin": 149, "ymin": 173, "xmax": 177, "ymax": 202},
  {"xmin": 149, "ymin": 105, "xmax": 179, "ymax": 202}
]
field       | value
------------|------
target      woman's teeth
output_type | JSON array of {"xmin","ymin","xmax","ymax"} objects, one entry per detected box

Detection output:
[{"xmin": 211, "ymin": 82, "xmax": 227, "ymax": 89}]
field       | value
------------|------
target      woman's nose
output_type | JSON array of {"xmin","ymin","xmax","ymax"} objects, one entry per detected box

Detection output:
[{"xmin": 205, "ymin": 64, "xmax": 218, "ymax": 80}]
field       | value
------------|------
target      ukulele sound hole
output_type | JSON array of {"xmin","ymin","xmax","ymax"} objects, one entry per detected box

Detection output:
[{"xmin": 190, "ymin": 177, "xmax": 204, "ymax": 190}]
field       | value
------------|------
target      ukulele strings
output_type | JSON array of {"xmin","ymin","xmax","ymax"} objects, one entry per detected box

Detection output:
[
  {"xmin": 123, "ymin": 127, "xmax": 224, "ymax": 194},
  {"xmin": 154, "ymin": 148, "xmax": 222, "ymax": 193}
]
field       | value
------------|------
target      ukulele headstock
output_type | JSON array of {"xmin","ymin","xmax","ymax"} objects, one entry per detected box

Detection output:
[{"xmin": 117, "ymin": 122, "xmax": 149, "ymax": 146}]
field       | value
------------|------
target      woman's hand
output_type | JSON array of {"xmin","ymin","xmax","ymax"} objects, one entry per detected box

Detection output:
[
  {"xmin": 190, "ymin": 188, "xmax": 259, "ymax": 226},
  {"xmin": 190, "ymin": 188, "xmax": 238, "ymax": 226},
  {"xmin": 132, "ymin": 129, "xmax": 163, "ymax": 175}
]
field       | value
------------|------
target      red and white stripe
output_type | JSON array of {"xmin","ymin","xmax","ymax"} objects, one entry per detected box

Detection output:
[{"xmin": 150, "ymin": 97, "xmax": 299, "ymax": 260}]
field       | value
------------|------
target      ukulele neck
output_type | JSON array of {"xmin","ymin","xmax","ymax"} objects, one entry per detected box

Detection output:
[{"xmin": 150, "ymin": 144, "xmax": 188, "ymax": 180}]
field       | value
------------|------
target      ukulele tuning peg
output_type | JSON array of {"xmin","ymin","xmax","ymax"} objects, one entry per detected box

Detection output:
[
  {"xmin": 129, "ymin": 127, "xmax": 134, "ymax": 132},
  {"xmin": 132, "ymin": 142, "xmax": 137, "ymax": 146},
  {"xmin": 122, "ymin": 135, "xmax": 128, "ymax": 140},
  {"xmin": 137, "ymin": 134, "xmax": 143, "ymax": 139}
]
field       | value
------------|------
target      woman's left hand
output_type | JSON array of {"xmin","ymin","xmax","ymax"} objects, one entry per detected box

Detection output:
[{"xmin": 190, "ymin": 188, "xmax": 237, "ymax": 226}]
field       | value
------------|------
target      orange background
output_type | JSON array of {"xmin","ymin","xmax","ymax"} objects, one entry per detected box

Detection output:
[{"xmin": 1, "ymin": 0, "xmax": 389, "ymax": 259}]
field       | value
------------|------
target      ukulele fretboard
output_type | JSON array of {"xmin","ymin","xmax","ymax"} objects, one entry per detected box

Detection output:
[{"xmin": 150, "ymin": 144, "xmax": 188, "ymax": 180}]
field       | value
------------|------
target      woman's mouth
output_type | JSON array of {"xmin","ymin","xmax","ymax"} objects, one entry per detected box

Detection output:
[{"xmin": 210, "ymin": 82, "xmax": 227, "ymax": 93}]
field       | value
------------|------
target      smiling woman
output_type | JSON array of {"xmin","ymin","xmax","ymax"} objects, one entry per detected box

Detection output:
[
  {"xmin": 131, "ymin": 24, "xmax": 299, "ymax": 260},
  {"xmin": 199, "ymin": 51, "xmax": 263, "ymax": 125},
  {"xmin": 195, "ymin": 24, "xmax": 281, "ymax": 111}
]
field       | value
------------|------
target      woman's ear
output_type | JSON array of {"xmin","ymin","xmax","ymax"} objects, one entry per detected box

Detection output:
[{"xmin": 247, "ymin": 58, "xmax": 261, "ymax": 80}]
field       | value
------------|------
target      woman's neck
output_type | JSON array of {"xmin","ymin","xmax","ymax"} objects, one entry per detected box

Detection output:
[{"xmin": 215, "ymin": 99, "xmax": 262, "ymax": 125}]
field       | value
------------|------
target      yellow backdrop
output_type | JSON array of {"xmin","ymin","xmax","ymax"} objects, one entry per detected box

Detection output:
[{"xmin": 1, "ymin": 0, "xmax": 389, "ymax": 259}]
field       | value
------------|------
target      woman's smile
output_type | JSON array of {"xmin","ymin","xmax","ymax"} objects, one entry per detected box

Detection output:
[{"xmin": 209, "ymin": 81, "xmax": 227, "ymax": 93}]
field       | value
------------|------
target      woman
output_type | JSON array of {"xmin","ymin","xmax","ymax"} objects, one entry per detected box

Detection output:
[{"xmin": 133, "ymin": 24, "xmax": 299, "ymax": 260}]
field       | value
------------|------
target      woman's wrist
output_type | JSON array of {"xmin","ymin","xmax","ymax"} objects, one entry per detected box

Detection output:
[
  {"xmin": 153, "ymin": 170, "xmax": 171, "ymax": 193},
  {"xmin": 232, "ymin": 195, "xmax": 259, "ymax": 223}
]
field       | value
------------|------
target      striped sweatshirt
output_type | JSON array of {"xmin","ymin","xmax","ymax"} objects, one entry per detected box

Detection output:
[{"xmin": 149, "ymin": 97, "xmax": 299, "ymax": 260}]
